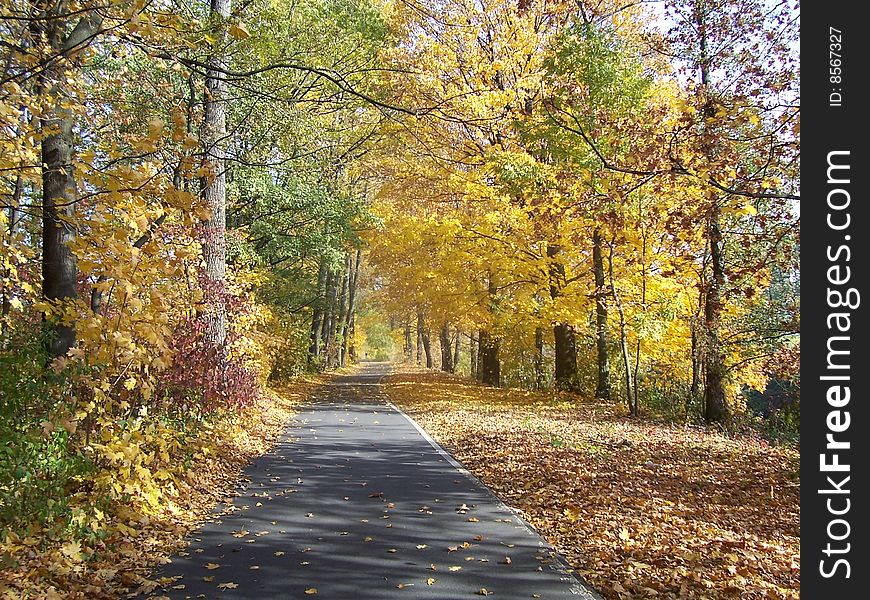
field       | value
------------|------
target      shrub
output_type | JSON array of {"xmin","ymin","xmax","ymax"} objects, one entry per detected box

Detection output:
[{"xmin": 0, "ymin": 328, "xmax": 95, "ymax": 540}]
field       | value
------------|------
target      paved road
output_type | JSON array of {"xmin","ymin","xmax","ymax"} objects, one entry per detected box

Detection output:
[{"xmin": 157, "ymin": 363, "xmax": 601, "ymax": 599}]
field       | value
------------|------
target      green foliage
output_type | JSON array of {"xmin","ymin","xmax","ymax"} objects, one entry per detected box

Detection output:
[
  {"xmin": 0, "ymin": 328, "xmax": 95, "ymax": 539},
  {"xmin": 360, "ymin": 314, "xmax": 395, "ymax": 361}
]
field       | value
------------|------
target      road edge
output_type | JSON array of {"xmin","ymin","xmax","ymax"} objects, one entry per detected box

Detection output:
[{"xmin": 376, "ymin": 366, "xmax": 603, "ymax": 600}]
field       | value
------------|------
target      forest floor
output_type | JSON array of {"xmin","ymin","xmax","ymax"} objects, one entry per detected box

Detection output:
[{"xmin": 383, "ymin": 366, "xmax": 800, "ymax": 600}]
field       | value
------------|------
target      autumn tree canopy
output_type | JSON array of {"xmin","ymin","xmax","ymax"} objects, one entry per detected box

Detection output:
[{"xmin": 1, "ymin": 0, "xmax": 798, "ymax": 596}]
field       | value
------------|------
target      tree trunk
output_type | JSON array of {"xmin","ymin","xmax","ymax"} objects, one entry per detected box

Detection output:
[
  {"xmin": 552, "ymin": 324, "xmax": 577, "ymax": 389},
  {"xmin": 533, "ymin": 326, "xmax": 545, "ymax": 389},
  {"xmin": 704, "ymin": 209, "xmax": 728, "ymax": 423},
  {"xmin": 309, "ymin": 259, "xmax": 328, "ymax": 365},
  {"xmin": 40, "ymin": 60, "xmax": 78, "ymax": 357},
  {"xmin": 479, "ymin": 329, "xmax": 500, "ymax": 386},
  {"xmin": 469, "ymin": 332, "xmax": 478, "ymax": 380},
  {"xmin": 547, "ymin": 244, "xmax": 578, "ymax": 390},
  {"xmin": 694, "ymin": 6, "xmax": 728, "ymax": 425},
  {"xmin": 476, "ymin": 332, "xmax": 484, "ymax": 380},
  {"xmin": 592, "ymin": 228, "xmax": 611, "ymax": 400},
  {"xmin": 415, "ymin": 311, "xmax": 425, "ymax": 365},
  {"xmin": 689, "ymin": 315, "xmax": 702, "ymax": 416},
  {"xmin": 334, "ymin": 261, "xmax": 349, "ymax": 367},
  {"xmin": 403, "ymin": 321, "xmax": 413, "ymax": 362},
  {"xmin": 420, "ymin": 315, "xmax": 433, "ymax": 368},
  {"xmin": 439, "ymin": 322, "xmax": 453, "ymax": 372},
  {"xmin": 453, "ymin": 330, "xmax": 460, "ymax": 373},
  {"xmin": 341, "ymin": 249, "xmax": 361, "ymax": 367},
  {"xmin": 414, "ymin": 315, "xmax": 423, "ymax": 367},
  {"xmin": 201, "ymin": 0, "xmax": 232, "ymax": 349},
  {"xmin": 633, "ymin": 223, "xmax": 649, "ymax": 412},
  {"xmin": 322, "ymin": 270, "xmax": 338, "ymax": 366},
  {"xmin": 608, "ymin": 241, "xmax": 637, "ymax": 416}
]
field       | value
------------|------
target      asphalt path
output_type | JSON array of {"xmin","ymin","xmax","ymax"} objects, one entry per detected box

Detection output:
[{"xmin": 156, "ymin": 363, "xmax": 601, "ymax": 599}]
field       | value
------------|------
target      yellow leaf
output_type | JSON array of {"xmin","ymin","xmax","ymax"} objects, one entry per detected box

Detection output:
[
  {"xmin": 229, "ymin": 22, "xmax": 251, "ymax": 40},
  {"xmin": 147, "ymin": 118, "xmax": 165, "ymax": 138},
  {"xmin": 60, "ymin": 541, "xmax": 83, "ymax": 562},
  {"xmin": 304, "ymin": 588, "xmax": 317, "ymax": 595}
]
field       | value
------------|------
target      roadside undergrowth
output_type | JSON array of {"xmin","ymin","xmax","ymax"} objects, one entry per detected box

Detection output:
[
  {"xmin": 383, "ymin": 366, "xmax": 799, "ymax": 600},
  {"xmin": 0, "ymin": 375, "xmax": 327, "ymax": 600}
]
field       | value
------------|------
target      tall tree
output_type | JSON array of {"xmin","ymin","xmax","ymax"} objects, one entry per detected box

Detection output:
[
  {"xmin": 201, "ymin": 0, "xmax": 232, "ymax": 349},
  {"xmin": 34, "ymin": 3, "xmax": 103, "ymax": 356}
]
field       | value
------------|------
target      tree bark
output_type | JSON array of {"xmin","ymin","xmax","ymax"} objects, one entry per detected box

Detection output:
[
  {"xmin": 334, "ymin": 259, "xmax": 349, "ymax": 367},
  {"xmin": 547, "ymin": 244, "xmax": 578, "ymax": 390},
  {"xmin": 201, "ymin": 0, "xmax": 232, "ymax": 349},
  {"xmin": 476, "ymin": 332, "xmax": 483, "ymax": 380},
  {"xmin": 439, "ymin": 322, "xmax": 453, "ymax": 372},
  {"xmin": 419, "ymin": 313, "xmax": 433, "ymax": 368},
  {"xmin": 453, "ymin": 330, "xmax": 460, "ymax": 373},
  {"xmin": 403, "ymin": 320, "xmax": 413, "ymax": 362},
  {"xmin": 689, "ymin": 314, "xmax": 702, "ymax": 415},
  {"xmin": 592, "ymin": 228, "xmax": 611, "ymax": 400},
  {"xmin": 341, "ymin": 249, "xmax": 361, "ymax": 366},
  {"xmin": 694, "ymin": 2, "xmax": 728, "ymax": 424},
  {"xmin": 479, "ymin": 329, "xmax": 500, "ymax": 386},
  {"xmin": 321, "ymin": 270, "xmax": 337, "ymax": 365},
  {"xmin": 533, "ymin": 326, "xmax": 545, "ymax": 389},
  {"xmin": 309, "ymin": 258, "xmax": 328, "ymax": 365},
  {"xmin": 704, "ymin": 210, "xmax": 728, "ymax": 423},
  {"xmin": 608, "ymin": 241, "xmax": 637, "ymax": 416},
  {"xmin": 479, "ymin": 273, "xmax": 500, "ymax": 385},
  {"xmin": 415, "ymin": 312, "xmax": 425, "ymax": 363},
  {"xmin": 415, "ymin": 310, "xmax": 424, "ymax": 365},
  {"xmin": 40, "ymin": 16, "xmax": 79, "ymax": 357},
  {"xmin": 469, "ymin": 332, "xmax": 478, "ymax": 380}
]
